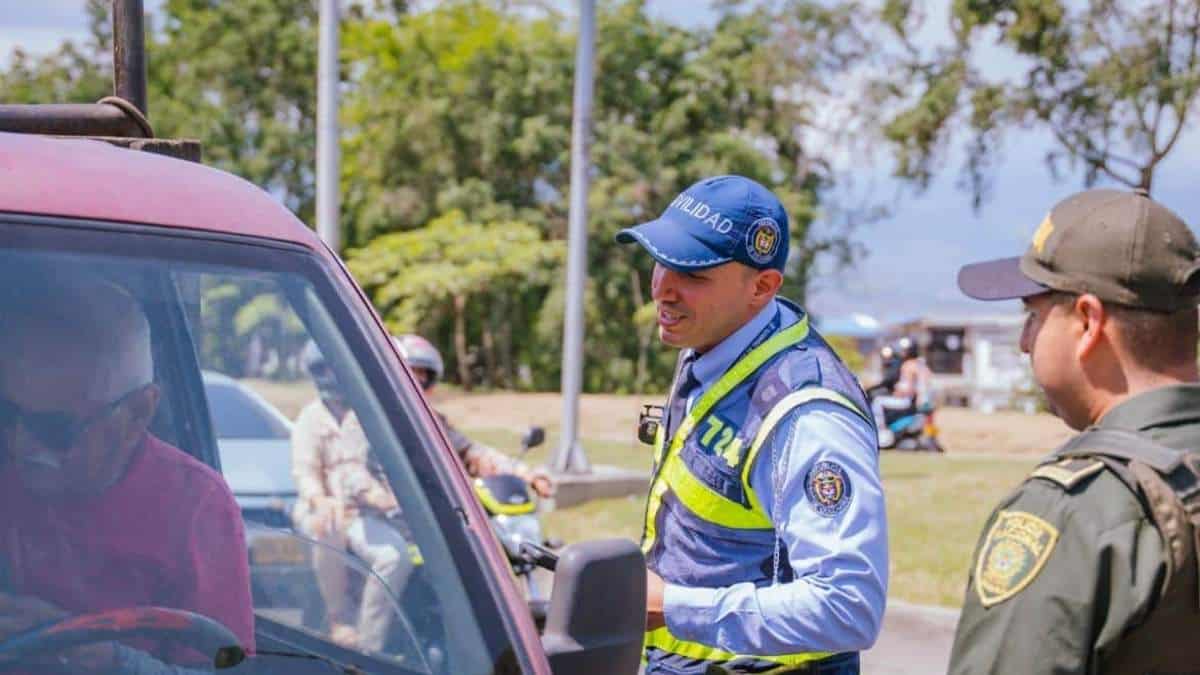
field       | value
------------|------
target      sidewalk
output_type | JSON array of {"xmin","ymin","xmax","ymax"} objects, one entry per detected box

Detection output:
[{"xmin": 861, "ymin": 600, "xmax": 959, "ymax": 674}]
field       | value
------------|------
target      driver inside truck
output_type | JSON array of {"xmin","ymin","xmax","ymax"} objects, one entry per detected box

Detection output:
[{"xmin": 0, "ymin": 278, "xmax": 254, "ymax": 672}]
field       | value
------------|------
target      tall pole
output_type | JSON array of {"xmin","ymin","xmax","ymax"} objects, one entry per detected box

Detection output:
[
  {"xmin": 554, "ymin": 0, "xmax": 596, "ymax": 474},
  {"xmin": 316, "ymin": 0, "xmax": 341, "ymax": 251}
]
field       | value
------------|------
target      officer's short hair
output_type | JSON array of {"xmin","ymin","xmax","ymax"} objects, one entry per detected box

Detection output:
[
  {"xmin": 1045, "ymin": 291, "xmax": 1198, "ymax": 370},
  {"xmin": 1108, "ymin": 303, "xmax": 1198, "ymax": 370}
]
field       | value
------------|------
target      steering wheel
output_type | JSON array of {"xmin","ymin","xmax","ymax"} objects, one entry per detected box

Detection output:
[{"xmin": 0, "ymin": 606, "xmax": 245, "ymax": 670}]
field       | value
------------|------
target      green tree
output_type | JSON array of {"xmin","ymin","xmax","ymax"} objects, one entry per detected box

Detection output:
[
  {"xmin": 0, "ymin": 1, "xmax": 111, "ymax": 105},
  {"xmin": 2, "ymin": 0, "xmax": 869, "ymax": 393},
  {"xmin": 347, "ymin": 211, "xmax": 563, "ymax": 389},
  {"xmin": 879, "ymin": 0, "xmax": 1200, "ymax": 202},
  {"xmin": 0, "ymin": 0, "xmax": 324, "ymax": 222},
  {"xmin": 149, "ymin": 0, "xmax": 321, "ymax": 222},
  {"xmin": 341, "ymin": 1, "xmax": 868, "ymax": 392}
]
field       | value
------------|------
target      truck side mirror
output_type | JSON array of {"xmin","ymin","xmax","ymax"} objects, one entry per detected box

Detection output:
[{"xmin": 541, "ymin": 539, "xmax": 645, "ymax": 675}]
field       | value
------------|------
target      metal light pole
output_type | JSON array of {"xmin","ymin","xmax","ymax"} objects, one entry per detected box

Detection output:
[
  {"xmin": 554, "ymin": 0, "xmax": 596, "ymax": 474},
  {"xmin": 316, "ymin": 0, "xmax": 341, "ymax": 251}
]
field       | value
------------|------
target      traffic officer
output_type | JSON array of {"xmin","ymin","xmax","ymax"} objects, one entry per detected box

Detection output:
[
  {"xmin": 951, "ymin": 188, "xmax": 1200, "ymax": 673},
  {"xmin": 617, "ymin": 175, "xmax": 888, "ymax": 674}
]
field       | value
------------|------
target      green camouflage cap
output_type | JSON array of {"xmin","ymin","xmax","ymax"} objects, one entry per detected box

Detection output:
[{"xmin": 958, "ymin": 189, "xmax": 1200, "ymax": 312}]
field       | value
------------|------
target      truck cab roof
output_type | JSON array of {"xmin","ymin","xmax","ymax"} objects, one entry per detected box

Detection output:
[{"xmin": 0, "ymin": 131, "xmax": 322, "ymax": 247}]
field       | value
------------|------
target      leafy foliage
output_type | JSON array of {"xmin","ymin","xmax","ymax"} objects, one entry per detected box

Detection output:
[
  {"xmin": 149, "ymin": 0, "xmax": 321, "ymax": 222},
  {"xmin": 879, "ymin": 0, "xmax": 1200, "ymax": 203},
  {"xmin": 1, "ymin": 0, "xmax": 867, "ymax": 392},
  {"xmin": 348, "ymin": 211, "xmax": 563, "ymax": 388}
]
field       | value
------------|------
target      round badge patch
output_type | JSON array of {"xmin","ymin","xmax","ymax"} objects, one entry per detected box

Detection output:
[
  {"xmin": 805, "ymin": 461, "xmax": 852, "ymax": 517},
  {"xmin": 745, "ymin": 217, "xmax": 781, "ymax": 265}
]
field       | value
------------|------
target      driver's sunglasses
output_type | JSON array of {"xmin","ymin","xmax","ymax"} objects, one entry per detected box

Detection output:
[{"xmin": 0, "ymin": 385, "xmax": 148, "ymax": 452}]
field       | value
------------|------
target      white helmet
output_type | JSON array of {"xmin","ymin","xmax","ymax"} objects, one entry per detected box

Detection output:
[{"xmin": 394, "ymin": 334, "xmax": 444, "ymax": 390}]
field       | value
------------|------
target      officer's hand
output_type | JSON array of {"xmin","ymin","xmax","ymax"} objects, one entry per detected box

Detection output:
[{"xmin": 646, "ymin": 570, "xmax": 666, "ymax": 630}]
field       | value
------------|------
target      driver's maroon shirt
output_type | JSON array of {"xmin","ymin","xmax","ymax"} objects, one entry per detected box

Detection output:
[{"xmin": 0, "ymin": 432, "xmax": 255, "ymax": 652}]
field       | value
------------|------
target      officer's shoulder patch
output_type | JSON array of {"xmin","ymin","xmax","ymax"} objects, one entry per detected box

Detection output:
[
  {"xmin": 805, "ymin": 461, "xmax": 852, "ymax": 517},
  {"xmin": 975, "ymin": 510, "xmax": 1059, "ymax": 608},
  {"xmin": 1029, "ymin": 457, "xmax": 1105, "ymax": 490}
]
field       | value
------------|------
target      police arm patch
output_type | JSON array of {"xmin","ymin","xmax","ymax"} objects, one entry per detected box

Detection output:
[
  {"xmin": 974, "ymin": 510, "xmax": 1059, "ymax": 608},
  {"xmin": 805, "ymin": 461, "xmax": 852, "ymax": 517}
]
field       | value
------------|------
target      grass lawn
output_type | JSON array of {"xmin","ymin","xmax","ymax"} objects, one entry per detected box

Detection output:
[
  {"xmin": 464, "ymin": 426, "xmax": 1037, "ymax": 608},
  {"xmin": 243, "ymin": 380, "xmax": 1048, "ymax": 609}
]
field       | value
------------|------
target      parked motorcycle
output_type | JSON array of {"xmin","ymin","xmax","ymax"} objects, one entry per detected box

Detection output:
[{"xmin": 472, "ymin": 426, "xmax": 560, "ymax": 629}]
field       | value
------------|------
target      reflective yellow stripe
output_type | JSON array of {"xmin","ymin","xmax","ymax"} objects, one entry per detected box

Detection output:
[
  {"xmin": 640, "ymin": 317, "xmax": 871, "ymax": 669},
  {"xmin": 642, "ymin": 316, "xmax": 810, "ymax": 553},
  {"xmin": 645, "ymin": 627, "xmax": 832, "ymax": 668},
  {"xmin": 661, "ymin": 450, "xmax": 772, "ymax": 528},
  {"xmin": 741, "ymin": 388, "xmax": 872, "ymax": 516},
  {"xmin": 473, "ymin": 478, "xmax": 536, "ymax": 516}
]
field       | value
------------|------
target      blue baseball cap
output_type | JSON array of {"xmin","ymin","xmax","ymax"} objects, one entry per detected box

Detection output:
[{"xmin": 616, "ymin": 175, "xmax": 789, "ymax": 272}]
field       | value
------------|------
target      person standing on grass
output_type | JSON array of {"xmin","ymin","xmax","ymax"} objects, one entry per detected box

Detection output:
[
  {"xmin": 950, "ymin": 188, "xmax": 1200, "ymax": 674},
  {"xmin": 618, "ymin": 175, "xmax": 887, "ymax": 675}
]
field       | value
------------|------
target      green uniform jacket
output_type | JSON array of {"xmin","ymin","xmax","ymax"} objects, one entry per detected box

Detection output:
[{"xmin": 948, "ymin": 384, "xmax": 1200, "ymax": 675}]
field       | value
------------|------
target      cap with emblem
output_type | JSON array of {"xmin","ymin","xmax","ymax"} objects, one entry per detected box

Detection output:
[
  {"xmin": 957, "ymin": 188, "xmax": 1200, "ymax": 312},
  {"xmin": 615, "ymin": 175, "xmax": 789, "ymax": 272}
]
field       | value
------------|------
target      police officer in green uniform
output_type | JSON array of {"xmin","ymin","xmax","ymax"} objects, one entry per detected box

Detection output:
[{"xmin": 951, "ymin": 188, "xmax": 1200, "ymax": 674}]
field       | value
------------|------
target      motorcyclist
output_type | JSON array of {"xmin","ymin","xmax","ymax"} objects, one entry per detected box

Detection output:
[
  {"xmin": 874, "ymin": 344, "xmax": 903, "ymax": 393},
  {"xmin": 393, "ymin": 335, "xmax": 554, "ymax": 498},
  {"xmin": 291, "ymin": 340, "xmax": 415, "ymax": 653},
  {"xmin": 870, "ymin": 336, "xmax": 933, "ymax": 447}
]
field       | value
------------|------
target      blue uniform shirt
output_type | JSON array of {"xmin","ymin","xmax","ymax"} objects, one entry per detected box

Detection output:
[{"xmin": 662, "ymin": 299, "xmax": 889, "ymax": 654}]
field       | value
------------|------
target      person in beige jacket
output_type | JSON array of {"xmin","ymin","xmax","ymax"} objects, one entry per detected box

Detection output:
[{"xmin": 291, "ymin": 341, "xmax": 414, "ymax": 653}]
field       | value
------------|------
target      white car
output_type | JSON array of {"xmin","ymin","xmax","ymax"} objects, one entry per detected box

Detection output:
[{"xmin": 202, "ymin": 370, "xmax": 297, "ymax": 528}]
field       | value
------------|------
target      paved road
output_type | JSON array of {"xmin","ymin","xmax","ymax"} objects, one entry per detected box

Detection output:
[
  {"xmin": 627, "ymin": 599, "xmax": 957, "ymax": 674},
  {"xmin": 861, "ymin": 601, "xmax": 959, "ymax": 674},
  {"xmin": 540, "ymin": 564, "xmax": 958, "ymax": 674}
]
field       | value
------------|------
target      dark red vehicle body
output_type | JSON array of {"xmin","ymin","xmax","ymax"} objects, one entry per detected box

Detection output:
[{"xmin": 0, "ymin": 130, "xmax": 550, "ymax": 674}]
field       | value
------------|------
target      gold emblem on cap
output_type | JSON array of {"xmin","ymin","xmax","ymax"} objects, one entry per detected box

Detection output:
[
  {"xmin": 754, "ymin": 226, "xmax": 777, "ymax": 256},
  {"xmin": 1032, "ymin": 215, "xmax": 1054, "ymax": 254}
]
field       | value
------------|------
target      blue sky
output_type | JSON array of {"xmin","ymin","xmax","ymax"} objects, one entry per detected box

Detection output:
[{"xmin": 6, "ymin": 1, "xmax": 1199, "ymax": 325}]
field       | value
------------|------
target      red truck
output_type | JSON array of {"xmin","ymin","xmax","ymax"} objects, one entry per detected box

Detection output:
[{"xmin": 0, "ymin": 4, "xmax": 644, "ymax": 674}]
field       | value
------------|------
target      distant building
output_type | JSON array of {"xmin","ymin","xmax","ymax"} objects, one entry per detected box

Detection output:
[
  {"xmin": 887, "ymin": 313, "xmax": 1038, "ymax": 413},
  {"xmin": 815, "ymin": 312, "xmax": 884, "ymax": 374}
]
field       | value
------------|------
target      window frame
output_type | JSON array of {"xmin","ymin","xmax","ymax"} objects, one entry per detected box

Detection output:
[{"xmin": 0, "ymin": 213, "xmax": 534, "ymax": 674}]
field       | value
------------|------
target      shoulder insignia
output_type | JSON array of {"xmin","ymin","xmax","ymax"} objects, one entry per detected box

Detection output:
[
  {"xmin": 1029, "ymin": 458, "xmax": 1105, "ymax": 490},
  {"xmin": 975, "ymin": 510, "xmax": 1059, "ymax": 607},
  {"xmin": 805, "ymin": 461, "xmax": 853, "ymax": 517}
]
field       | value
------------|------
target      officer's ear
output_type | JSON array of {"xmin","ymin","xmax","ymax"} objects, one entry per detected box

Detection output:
[
  {"xmin": 1073, "ymin": 293, "xmax": 1108, "ymax": 361},
  {"xmin": 750, "ymin": 268, "xmax": 784, "ymax": 306}
]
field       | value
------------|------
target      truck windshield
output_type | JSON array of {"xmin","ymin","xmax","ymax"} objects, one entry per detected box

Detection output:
[{"xmin": 0, "ymin": 218, "xmax": 513, "ymax": 675}]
